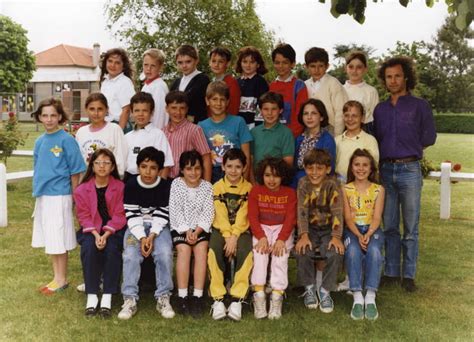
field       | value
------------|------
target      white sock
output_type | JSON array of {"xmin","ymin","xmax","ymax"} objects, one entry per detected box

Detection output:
[
  {"xmin": 353, "ymin": 291, "xmax": 364, "ymax": 305},
  {"xmin": 178, "ymin": 288, "xmax": 188, "ymax": 298},
  {"xmin": 193, "ymin": 288, "xmax": 203, "ymax": 298},
  {"xmin": 365, "ymin": 290, "xmax": 376, "ymax": 305},
  {"xmin": 100, "ymin": 293, "xmax": 112, "ymax": 309},
  {"xmin": 315, "ymin": 270, "xmax": 323, "ymax": 290},
  {"xmin": 86, "ymin": 294, "xmax": 98, "ymax": 309}
]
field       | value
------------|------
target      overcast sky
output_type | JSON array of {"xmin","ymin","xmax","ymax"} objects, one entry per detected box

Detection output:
[{"xmin": 1, "ymin": 0, "xmax": 449, "ymax": 64}]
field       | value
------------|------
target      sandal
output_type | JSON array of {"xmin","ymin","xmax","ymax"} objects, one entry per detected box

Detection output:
[{"xmin": 40, "ymin": 281, "xmax": 69, "ymax": 295}]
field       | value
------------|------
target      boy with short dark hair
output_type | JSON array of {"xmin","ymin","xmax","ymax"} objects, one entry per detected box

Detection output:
[
  {"xmin": 295, "ymin": 148, "xmax": 344, "ymax": 314},
  {"xmin": 250, "ymin": 91, "xmax": 294, "ymax": 171},
  {"xmin": 269, "ymin": 43, "xmax": 308, "ymax": 137},
  {"xmin": 118, "ymin": 147, "xmax": 175, "ymax": 320},
  {"xmin": 208, "ymin": 148, "xmax": 253, "ymax": 321},
  {"xmin": 125, "ymin": 92, "xmax": 173, "ymax": 180},
  {"xmin": 209, "ymin": 47, "xmax": 241, "ymax": 115},
  {"xmin": 170, "ymin": 45, "xmax": 210, "ymax": 123},
  {"xmin": 162, "ymin": 90, "xmax": 212, "ymax": 181},
  {"xmin": 304, "ymin": 47, "xmax": 348, "ymax": 136},
  {"xmin": 198, "ymin": 81, "xmax": 252, "ymax": 183}
]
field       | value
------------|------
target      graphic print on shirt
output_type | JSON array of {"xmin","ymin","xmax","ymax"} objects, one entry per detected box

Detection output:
[
  {"xmin": 208, "ymin": 132, "xmax": 234, "ymax": 166},
  {"xmin": 80, "ymin": 139, "xmax": 108, "ymax": 162},
  {"xmin": 214, "ymin": 192, "xmax": 248, "ymax": 225},
  {"xmin": 50, "ymin": 145, "xmax": 63, "ymax": 157}
]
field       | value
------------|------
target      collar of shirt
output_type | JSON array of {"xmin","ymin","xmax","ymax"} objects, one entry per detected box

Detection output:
[
  {"xmin": 214, "ymin": 74, "xmax": 227, "ymax": 82},
  {"xmin": 344, "ymin": 80, "xmax": 366, "ymax": 88},
  {"xmin": 103, "ymin": 72, "xmax": 125, "ymax": 83},
  {"xmin": 166, "ymin": 118, "xmax": 189, "ymax": 133},
  {"xmin": 182, "ymin": 69, "xmax": 201, "ymax": 83},
  {"xmin": 144, "ymin": 75, "xmax": 160, "ymax": 85},
  {"xmin": 307, "ymin": 74, "xmax": 327, "ymax": 88},
  {"xmin": 262, "ymin": 122, "xmax": 281, "ymax": 131},
  {"xmin": 241, "ymin": 73, "xmax": 256, "ymax": 80},
  {"xmin": 276, "ymin": 74, "xmax": 294, "ymax": 82},
  {"xmin": 224, "ymin": 176, "xmax": 244, "ymax": 188},
  {"xmin": 137, "ymin": 175, "xmax": 161, "ymax": 189},
  {"xmin": 341, "ymin": 130, "xmax": 362, "ymax": 140},
  {"xmin": 134, "ymin": 122, "xmax": 154, "ymax": 132}
]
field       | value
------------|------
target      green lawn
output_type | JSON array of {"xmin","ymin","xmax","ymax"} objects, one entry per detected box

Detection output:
[{"xmin": 0, "ymin": 126, "xmax": 473, "ymax": 340}]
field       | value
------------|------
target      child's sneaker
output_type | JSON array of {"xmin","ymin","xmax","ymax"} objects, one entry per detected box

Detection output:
[
  {"xmin": 365, "ymin": 303, "xmax": 379, "ymax": 321},
  {"xmin": 189, "ymin": 296, "xmax": 205, "ymax": 318},
  {"xmin": 350, "ymin": 303, "xmax": 364, "ymax": 320},
  {"xmin": 318, "ymin": 289, "xmax": 334, "ymax": 313},
  {"xmin": 227, "ymin": 300, "xmax": 243, "ymax": 321},
  {"xmin": 301, "ymin": 285, "xmax": 318, "ymax": 309},
  {"xmin": 76, "ymin": 283, "xmax": 86, "ymax": 293},
  {"xmin": 211, "ymin": 300, "xmax": 227, "ymax": 320},
  {"xmin": 118, "ymin": 298, "xmax": 137, "ymax": 320},
  {"xmin": 336, "ymin": 276, "xmax": 350, "ymax": 292},
  {"xmin": 156, "ymin": 294, "xmax": 175, "ymax": 318},
  {"xmin": 253, "ymin": 291, "xmax": 267, "ymax": 319},
  {"xmin": 268, "ymin": 292, "xmax": 283, "ymax": 320},
  {"xmin": 175, "ymin": 296, "xmax": 188, "ymax": 315}
]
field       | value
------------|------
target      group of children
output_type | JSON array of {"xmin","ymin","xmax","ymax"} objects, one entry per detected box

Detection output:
[{"xmin": 31, "ymin": 42, "xmax": 387, "ymax": 322}]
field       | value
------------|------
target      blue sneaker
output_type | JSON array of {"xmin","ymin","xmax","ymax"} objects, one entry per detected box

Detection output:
[
  {"xmin": 301, "ymin": 285, "xmax": 318, "ymax": 309},
  {"xmin": 318, "ymin": 289, "xmax": 334, "ymax": 313}
]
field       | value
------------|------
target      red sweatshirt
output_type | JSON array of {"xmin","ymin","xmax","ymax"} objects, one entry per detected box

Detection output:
[
  {"xmin": 248, "ymin": 184, "xmax": 296, "ymax": 242},
  {"xmin": 223, "ymin": 74, "xmax": 241, "ymax": 115}
]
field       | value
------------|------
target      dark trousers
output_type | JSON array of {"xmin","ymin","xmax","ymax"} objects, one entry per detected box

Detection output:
[
  {"xmin": 78, "ymin": 230, "xmax": 124, "ymax": 294},
  {"xmin": 296, "ymin": 227, "xmax": 343, "ymax": 291}
]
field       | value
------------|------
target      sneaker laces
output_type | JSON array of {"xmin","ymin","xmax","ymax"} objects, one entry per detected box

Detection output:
[{"xmin": 122, "ymin": 298, "xmax": 135, "ymax": 310}]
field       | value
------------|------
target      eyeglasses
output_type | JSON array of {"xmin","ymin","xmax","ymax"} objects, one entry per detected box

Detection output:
[{"xmin": 93, "ymin": 161, "xmax": 112, "ymax": 166}]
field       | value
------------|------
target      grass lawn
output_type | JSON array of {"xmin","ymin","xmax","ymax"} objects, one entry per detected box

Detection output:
[{"xmin": 0, "ymin": 124, "xmax": 473, "ymax": 341}]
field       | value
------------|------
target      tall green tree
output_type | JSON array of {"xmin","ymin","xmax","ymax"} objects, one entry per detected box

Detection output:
[
  {"xmin": 427, "ymin": 15, "xmax": 474, "ymax": 112},
  {"xmin": 106, "ymin": 0, "xmax": 274, "ymax": 80},
  {"xmin": 0, "ymin": 15, "xmax": 35, "ymax": 93}
]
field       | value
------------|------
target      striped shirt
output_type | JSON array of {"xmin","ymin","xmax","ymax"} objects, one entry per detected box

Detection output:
[{"xmin": 163, "ymin": 119, "xmax": 211, "ymax": 178}]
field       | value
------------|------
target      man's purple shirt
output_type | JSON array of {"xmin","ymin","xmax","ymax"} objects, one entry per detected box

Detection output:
[{"xmin": 374, "ymin": 94, "xmax": 437, "ymax": 160}]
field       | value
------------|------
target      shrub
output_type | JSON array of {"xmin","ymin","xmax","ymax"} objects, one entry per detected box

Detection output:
[
  {"xmin": 0, "ymin": 112, "xmax": 26, "ymax": 164},
  {"xmin": 434, "ymin": 113, "xmax": 474, "ymax": 134}
]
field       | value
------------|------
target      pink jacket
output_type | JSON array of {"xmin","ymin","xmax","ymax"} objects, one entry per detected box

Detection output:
[{"xmin": 73, "ymin": 177, "xmax": 126, "ymax": 234}]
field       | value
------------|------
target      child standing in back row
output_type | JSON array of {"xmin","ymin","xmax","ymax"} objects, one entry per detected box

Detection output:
[
  {"xmin": 141, "ymin": 48, "xmax": 169, "ymax": 129},
  {"xmin": 235, "ymin": 46, "xmax": 269, "ymax": 128},
  {"xmin": 32, "ymin": 98, "xmax": 86, "ymax": 294},
  {"xmin": 249, "ymin": 157, "xmax": 296, "ymax": 320},
  {"xmin": 209, "ymin": 47, "xmax": 241, "ymax": 115}
]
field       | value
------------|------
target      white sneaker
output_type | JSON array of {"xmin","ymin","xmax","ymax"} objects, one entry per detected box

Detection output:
[
  {"xmin": 76, "ymin": 283, "xmax": 85, "ymax": 293},
  {"xmin": 156, "ymin": 294, "xmax": 175, "ymax": 319},
  {"xmin": 253, "ymin": 292, "xmax": 267, "ymax": 319},
  {"xmin": 211, "ymin": 300, "xmax": 226, "ymax": 320},
  {"xmin": 268, "ymin": 292, "xmax": 283, "ymax": 320},
  {"xmin": 118, "ymin": 298, "xmax": 137, "ymax": 320},
  {"xmin": 227, "ymin": 301, "xmax": 242, "ymax": 321},
  {"xmin": 337, "ymin": 276, "xmax": 350, "ymax": 292}
]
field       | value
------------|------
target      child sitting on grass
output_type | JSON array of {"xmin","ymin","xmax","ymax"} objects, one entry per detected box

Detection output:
[{"xmin": 295, "ymin": 149, "xmax": 344, "ymax": 313}]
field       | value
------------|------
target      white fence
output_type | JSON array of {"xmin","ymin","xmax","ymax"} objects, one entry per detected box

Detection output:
[{"xmin": 0, "ymin": 154, "xmax": 473, "ymax": 227}]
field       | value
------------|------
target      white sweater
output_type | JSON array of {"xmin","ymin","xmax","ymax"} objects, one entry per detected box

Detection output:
[{"xmin": 142, "ymin": 77, "xmax": 169, "ymax": 129}]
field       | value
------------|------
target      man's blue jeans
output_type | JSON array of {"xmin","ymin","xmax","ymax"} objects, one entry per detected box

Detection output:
[
  {"xmin": 121, "ymin": 225, "xmax": 173, "ymax": 300},
  {"xmin": 380, "ymin": 160, "xmax": 422, "ymax": 279},
  {"xmin": 344, "ymin": 226, "xmax": 384, "ymax": 291}
]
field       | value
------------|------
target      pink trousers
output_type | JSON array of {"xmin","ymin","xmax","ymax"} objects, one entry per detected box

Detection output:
[{"xmin": 251, "ymin": 224, "xmax": 294, "ymax": 291}]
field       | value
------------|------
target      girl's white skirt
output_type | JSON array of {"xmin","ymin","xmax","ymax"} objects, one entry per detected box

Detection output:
[{"xmin": 32, "ymin": 195, "xmax": 77, "ymax": 254}]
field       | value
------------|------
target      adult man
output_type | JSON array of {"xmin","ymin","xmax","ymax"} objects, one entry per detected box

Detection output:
[{"xmin": 374, "ymin": 57, "xmax": 436, "ymax": 292}]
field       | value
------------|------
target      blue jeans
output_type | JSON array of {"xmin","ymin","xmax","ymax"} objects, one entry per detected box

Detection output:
[
  {"xmin": 344, "ymin": 226, "xmax": 384, "ymax": 292},
  {"xmin": 121, "ymin": 225, "xmax": 173, "ymax": 300},
  {"xmin": 380, "ymin": 160, "xmax": 422, "ymax": 279}
]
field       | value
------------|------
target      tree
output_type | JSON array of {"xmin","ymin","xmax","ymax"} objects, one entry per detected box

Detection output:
[
  {"xmin": 316, "ymin": 0, "xmax": 473, "ymax": 30},
  {"xmin": 427, "ymin": 15, "xmax": 474, "ymax": 112},
  {"xmin": 0, "ymin": 15, "xmax": 36, "ymax": 93},
  {"xmin": 106, "ymin": 0, "xmax": 274, "ymax": 81}
]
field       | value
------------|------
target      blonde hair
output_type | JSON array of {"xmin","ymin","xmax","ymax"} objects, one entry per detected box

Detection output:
[{"xmin": 143, "ymin": 48, "xmax": 166, "ymax": 65}]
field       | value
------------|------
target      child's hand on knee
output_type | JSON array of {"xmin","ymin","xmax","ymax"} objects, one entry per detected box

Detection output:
[
  {"xmin": 272, "ymin": 240, "xmax": 286, "ymax": 257},
  {"xmin": 328, "ymin": 237, "xmax": 344, "ymax": 255},
  {"xmin": 295, "ymin": 233, "xmax": 311, "ymax": 255},
  {"xmin": 254, "ymin": 237, "xmax": 269, "ymax": 254},
  {"xmin": 224, "ymin": 235, "xmax": 238, "ymax": 258}
]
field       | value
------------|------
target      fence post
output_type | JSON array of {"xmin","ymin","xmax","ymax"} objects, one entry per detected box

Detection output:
[
  {"xmin": 440, "ymin": 162, "xmax": 451, "ymax": 219},
  {"xmin": 0, "ymin": 163, "xmax": 7, "ymax": 227}
]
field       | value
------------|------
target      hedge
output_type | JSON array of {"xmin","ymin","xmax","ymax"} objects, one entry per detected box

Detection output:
[{"xmin": 434, "ymin": 113, "xmax": 474, "ymax": 134}]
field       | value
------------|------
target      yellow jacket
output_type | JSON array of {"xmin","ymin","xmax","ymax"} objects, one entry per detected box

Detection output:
[{"xmin": 212, "ymin": 177, "xmax": 252, "ymax": 238}]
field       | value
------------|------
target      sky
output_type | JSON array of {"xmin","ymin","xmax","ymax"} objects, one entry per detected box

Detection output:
[{"xmin": 0, "ymin": 0, "xmax": 449, "ymax": 64}]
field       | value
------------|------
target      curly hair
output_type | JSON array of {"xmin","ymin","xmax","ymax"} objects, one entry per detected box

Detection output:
[
  {"xmin": 378, "ymin": 56, "xmax": 417, "ymax": 91},
  {"xmin": 99, "ymin": 48, "xmax": 134, "ymax": 86},
  {"xmin": 255, "ymin": 157, "xmax": 294, "ymax": 186},
  {"xmin": 346, "ymin": 148, "xmax": 379, "ymax": 184},
  {"xmin": 235, "ymin": 46, "xmax": 268, "ymax": 75}
]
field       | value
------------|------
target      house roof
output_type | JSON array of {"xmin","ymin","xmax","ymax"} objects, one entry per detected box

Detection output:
[{"xmin": 35, "ymin": 44, "xmax": 95, "ymax": 68}]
